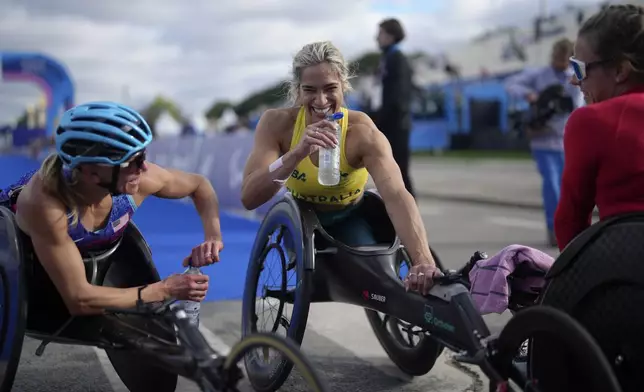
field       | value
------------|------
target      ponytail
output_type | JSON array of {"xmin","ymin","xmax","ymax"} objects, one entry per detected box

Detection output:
[{"xmin": 39, "ymin": 154, "xmax": 82, "ymax": 226}]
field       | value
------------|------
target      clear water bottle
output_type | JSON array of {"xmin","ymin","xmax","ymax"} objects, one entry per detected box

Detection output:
[
  {"xmin": 318, "ymin": 112, "xmax": 344, "ymax": 186},
  {"xmin": 176, "ymin": 266, "xmax": 203, "ymax": 326}
]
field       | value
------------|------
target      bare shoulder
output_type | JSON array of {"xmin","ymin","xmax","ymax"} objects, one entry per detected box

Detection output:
[
  {"xmin": 136, "ymin": 161, "xmax": 169, "ymax": 199},
  {"xmin": 16, "ymin": 172, "xmax": 68, "ymax": 236},
  {"xmin": 347, "ymin": 109, "xmax": 383, "ymax": 144},
  {"xmin": 253, "ymin": 107, "xmax": 300, "ymax": 153},
  {"xmin": 347, "ymin": 109, "xmax": 377, "ymax": 128},
  {"xmin": 257, "ymin": 107, "xmax": 298, "ymax": 133}
]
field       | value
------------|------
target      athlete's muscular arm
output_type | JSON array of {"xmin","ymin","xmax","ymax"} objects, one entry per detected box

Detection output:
[
  {"xmin": 241, "ymin": 109, "xmax": 302, "ymax": 210},
  {"xmin": 20, "ymin": 189, "xmax": 168, "ymax": 315},
  {"xmin": 137, "ymin": 162, "xmax": 222, "ymax": 241},
  {"xmin": 354, "ymin": 116, "xmax": 436, "ymax": 268}
]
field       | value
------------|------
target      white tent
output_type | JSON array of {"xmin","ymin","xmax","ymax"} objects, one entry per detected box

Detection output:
[
  {"xmin": 190, "ymin": 113, "xmax": 208, "ymax": 134},
  {"xmin": 217, "ymin": 107, "xmax": 238, "ymax": 132}
]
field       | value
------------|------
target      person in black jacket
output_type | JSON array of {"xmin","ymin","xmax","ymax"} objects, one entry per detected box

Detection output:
[{"xmin": 376, "ymin": 18, "xmax": 415, "ymax": 197}]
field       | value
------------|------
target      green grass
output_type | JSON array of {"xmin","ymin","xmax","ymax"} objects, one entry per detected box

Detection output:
[{"xmin": 412, "ymin": 150, "xmax": 532, "ymax": 160}]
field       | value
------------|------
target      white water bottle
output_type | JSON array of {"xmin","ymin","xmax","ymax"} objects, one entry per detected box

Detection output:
[
  {"xmin": 318, "ymin": 112, "xmax": 344, "ymax": 186},
  {"xmin": 177, "ymin": 266, "xmax": 203, "ymax": 326}
]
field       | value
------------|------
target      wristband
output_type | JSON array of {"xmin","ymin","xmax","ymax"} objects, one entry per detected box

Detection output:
[
  {"xmin": 269, "ymin": 157, "xmax": 283, "ymax": 172},
  {"xmin": 136, "ymin": 284, "xmax": 148, "ymax": 307},
  {"xmin": 269, "ymin": 156, "xmax": 290, "ymax": 184}
]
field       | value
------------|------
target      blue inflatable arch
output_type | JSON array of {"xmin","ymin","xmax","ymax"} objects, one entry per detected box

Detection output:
[{"xmin": 0, "ymin": 51, "xmax": 75, "ymax": 137}]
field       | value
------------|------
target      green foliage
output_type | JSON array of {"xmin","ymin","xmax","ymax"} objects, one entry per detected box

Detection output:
[
  {"xmin": 349, "ymin": 52, "xmax": 381, "ymax": 76},
  {"xmin": 233, "ymin": 82, "xmax": 287, "ymax": 118},
  {"xmin": 204, "ymin": 101, "xmax": 234, "ymax": 120},
  {"xmin": 15, "ymin": 112, "xmax": 28, "ymax": 128},
  {"xmin": 139, "ymin": 95, "xmax": 186, "ymax": 131},
  {"xmin": 204, "ymin": 50, "xmax": 417, "ymax": 120}
]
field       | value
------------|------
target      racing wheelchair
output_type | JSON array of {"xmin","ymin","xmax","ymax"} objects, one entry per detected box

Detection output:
[
  {"xmin": 0, "ymin": 204, "xmax": 329, "ymax": 392},
  {"xmin": 242, "ymin": 190, "xmax": 627, "ymax": 392}
]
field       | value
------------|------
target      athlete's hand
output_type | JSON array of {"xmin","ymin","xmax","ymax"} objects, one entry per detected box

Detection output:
[
  {"xmin": 292, "ymin": 120, "xmax": 338, "ymax": 160},
  {"xmin": 183, "ymin": 238, "xmax": 224, "ymax": 268},
  {"xmin": 163, "ymin": 273, "xmax": 209, "ymax": 302},
  {"xmin": 405, "ymin": 263, "xmax": 443, "ymax": 295}
]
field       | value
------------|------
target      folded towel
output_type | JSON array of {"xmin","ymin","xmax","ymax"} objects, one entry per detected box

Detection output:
[{"xmin": 469, "ymin": 244, "xmax": 555, "ymax": 315}]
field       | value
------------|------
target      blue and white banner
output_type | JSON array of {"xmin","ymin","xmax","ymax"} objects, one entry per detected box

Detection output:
[{"xmin": 146, "ymin": 133, "xmax": 285, "ymax": 215}]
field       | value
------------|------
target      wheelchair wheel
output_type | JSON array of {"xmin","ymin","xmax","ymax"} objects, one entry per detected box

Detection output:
[
  {"xmin": 241, "ymin": 200, "xmax": 313, "ymax": 392},
  {"xmin": 225, "ymin": 332, "xmax": 328, "ymax": 392},
  {"xmin": 364, "ymin": 246, "xmax": 444, "ymax": 376},
  {"xmin": 0, "ymin": 206, "xmax": 27, "ymax": 392},
  {"xmin": 493, "ymin": 305, "xmax": 622, "ymax": 392}
]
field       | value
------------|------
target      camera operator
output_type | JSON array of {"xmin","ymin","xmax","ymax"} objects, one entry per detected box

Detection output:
[{"xmin": 504, "ymin": 38, "xmax": 584, "ymax": 247}]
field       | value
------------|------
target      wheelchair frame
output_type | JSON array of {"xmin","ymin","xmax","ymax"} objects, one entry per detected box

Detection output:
[
  {"xmin": 0, "ymin": 203, "xmax": 332, "ymax": 392},
  {"xmin": 242, "ymin": 191, "xmax": 624, "ymax": 392},
  {"xmin": 0, "ymin": 205, "xmax": 180, "ymax": 392}
]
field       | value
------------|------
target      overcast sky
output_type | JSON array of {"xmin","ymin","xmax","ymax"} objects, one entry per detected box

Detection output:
[{"xmin": 0, "ymin": 0, "xmax": 603, "ymax": 124}]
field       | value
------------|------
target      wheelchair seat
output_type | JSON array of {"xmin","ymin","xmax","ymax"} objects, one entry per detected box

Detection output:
[
  {"xmin": 296, "ymin": 189, "xmax": 401, "ymax": 256},
  {"xmin": 530, "ymin": 212, "xmax": 644, "ymax": 392}
]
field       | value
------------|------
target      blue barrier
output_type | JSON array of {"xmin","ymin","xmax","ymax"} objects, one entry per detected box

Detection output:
[
  {"xmin": 409, "ymin": 119, "xmax": 450, "ymax": 151},
  {"xmin": 10, "ymin": 127, "xmax": 47, "ymax": 147},
  {"xmin": 145, "ymin": 132, "xmax": 284, "ymax": 215}
]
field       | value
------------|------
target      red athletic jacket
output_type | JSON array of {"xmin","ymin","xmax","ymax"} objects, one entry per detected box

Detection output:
[{"xmin": 555, "ymin": 86, "xmax": 644, "ymax": 250}]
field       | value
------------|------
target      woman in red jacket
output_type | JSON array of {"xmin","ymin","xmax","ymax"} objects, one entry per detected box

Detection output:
[{"xmin": 554, "ymin": 4, "xmax": 644, "ymax": 251}]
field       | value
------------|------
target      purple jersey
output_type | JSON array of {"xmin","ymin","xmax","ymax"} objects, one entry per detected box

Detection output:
[{"xmin": 0, "ymin": 169, "xmax": 137, "ymax": 253}]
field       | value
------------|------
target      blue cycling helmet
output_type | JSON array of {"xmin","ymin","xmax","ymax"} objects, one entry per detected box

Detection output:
[{"xmin": 55, "ymin": 101, "xmax": 153, "ymax": 168}]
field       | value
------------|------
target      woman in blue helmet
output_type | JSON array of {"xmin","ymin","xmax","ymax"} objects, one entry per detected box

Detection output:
[{"xmin": 0, "ymin": 101, "xmax": 224, "ymax": 315}]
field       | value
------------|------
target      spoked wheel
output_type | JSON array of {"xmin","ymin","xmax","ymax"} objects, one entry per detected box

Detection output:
[
  {"xmin": 491, "ymin": 305, "xmax": 622, "ymax": 392},
  {"xmin": 365, "ymin": 247, "xmax": 444, "ymax": 376},
  {"xmin": 224, "ymin": 332, "xmax": 328, "ymax": 392},
  {"xmin": 241, "ymin": 200, "xmax": 313, "ymax": 392}
]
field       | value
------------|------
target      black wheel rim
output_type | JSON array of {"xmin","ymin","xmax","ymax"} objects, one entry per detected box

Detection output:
[{"xmin": 246, "ymin": 225, "xmax": 299, "ymax": 372}]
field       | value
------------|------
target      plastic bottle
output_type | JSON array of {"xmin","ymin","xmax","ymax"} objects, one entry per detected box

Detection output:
[
  {"xmin": 176, "ymin": 265, "xmax": 203, "ymax": 326},
  {"xmin": 318, "ymin": 112, "xmax": 344, "ymax": 186}
]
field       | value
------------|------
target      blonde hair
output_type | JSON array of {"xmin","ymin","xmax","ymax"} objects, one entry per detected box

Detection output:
[
  {"xmin": 39, "ymin": 153, "xmax": 83, "ymax": 226},
  {"xmin": 287, "ymin": 41, "xmax": 356, "ymax": 105}
]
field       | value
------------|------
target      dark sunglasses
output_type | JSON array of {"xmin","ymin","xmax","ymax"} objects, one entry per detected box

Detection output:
[{"xmin": 120, "ymin": 151, "xmax": 147, "ymax": 169}]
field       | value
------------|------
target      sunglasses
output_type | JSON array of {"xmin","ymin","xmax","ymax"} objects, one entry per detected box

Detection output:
[
  {"xmin": 120, "ymin": 151, "xmax": 147, "ymax": 169},
  {"xmin": 95, "ymin": 151, "xmax": 147, "ymax": 169},
  {"xmin": 569, "ymin": 56, "xmax": 612, "ymax": 81}
]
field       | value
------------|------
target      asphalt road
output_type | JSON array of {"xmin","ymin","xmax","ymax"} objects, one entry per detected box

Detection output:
[{"xmin": 10, "ymin": 198, "xmax": 559, "ymax": 392}]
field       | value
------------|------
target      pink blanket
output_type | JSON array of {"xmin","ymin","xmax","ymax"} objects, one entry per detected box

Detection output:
[{"xmin": 468, "ymin": 244, "xmax": 555, "ymax": 315}]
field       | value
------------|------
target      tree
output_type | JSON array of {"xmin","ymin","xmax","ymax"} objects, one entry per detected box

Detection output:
[
  {"xmin": 349, "ymin": 52, "xmax": 381, "ymax": 76},
  {"xmin": 204, "ymin": 101, "xmax": 234, "ymax": 120},
  {"xmin": 233, "ymin": 82, "xmax": 287, "ymax": 118},
  {"xmin": 139, "ymin": 95, "xmax": 186, "ymax": 135}
]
